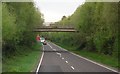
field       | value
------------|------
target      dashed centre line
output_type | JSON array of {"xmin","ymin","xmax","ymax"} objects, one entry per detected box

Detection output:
[
  {"xmin": 53, "ymin": 49, "xmax": 56, "ymax": 51},
  {"xmin": 48, "ymin": 42, "xmax": 75, "ymax": 71},
  {"xmin": 56, "ymin": 52, "xmax": 60, "ymax": 55},
  {"xmin": 56, "ymin": 52, "xmax": 61, "ymax": 57},
  {"xmin": 48, "ymin": 43, "xmax": 52, "ymax": 48},
  {"xmin": 49, "ymin": 45, "xmax": 52, "ymax": 48},
  {"xmin": 65, "ymin": 61, "xmax": 68, "ymax": 63},
  {"xmin": 71, "ymin": 66, "xmax": 75, "ymax": 70}
]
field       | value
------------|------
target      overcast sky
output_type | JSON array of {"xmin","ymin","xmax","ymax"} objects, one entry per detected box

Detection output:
[{"xmin": 34, "ymin": 0, "xmax": 85, "ymax": 22}]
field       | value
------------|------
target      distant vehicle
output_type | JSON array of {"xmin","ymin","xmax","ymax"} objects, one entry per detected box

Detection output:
[
  {"xmin": 43, "ymin": 41, "xmax": 47, "ymax": 45},
  {"xmin": 40, "ymin": 37, "xmax": 47, "ymax": 45},
  {"xmin": 40, "ymin": 37, "xmax": 45, "ymax": 43}
]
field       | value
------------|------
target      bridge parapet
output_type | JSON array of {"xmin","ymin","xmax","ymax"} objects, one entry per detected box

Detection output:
[{"xmin": 33, "ymin": 26, "xmax": 78, "ymax": 32}]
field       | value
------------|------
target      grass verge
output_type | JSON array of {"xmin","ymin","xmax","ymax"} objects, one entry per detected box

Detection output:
[
  {"xmin": 55, "ymin": 42, "xmax": 119, "ymax": 69},
  {"xmin": 3, "ymin": 43, "xmax": 42, "ymax": 72}
]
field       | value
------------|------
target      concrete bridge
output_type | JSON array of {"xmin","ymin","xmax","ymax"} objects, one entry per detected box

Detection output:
[{"xmin": 33, "ymin": 26, "xmax": 78, "ymax": 32}]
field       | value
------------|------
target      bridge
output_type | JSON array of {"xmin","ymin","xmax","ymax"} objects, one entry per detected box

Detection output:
[{"xmin": 33, "ymin": 26, "xmax": 78, "ymax": 32}]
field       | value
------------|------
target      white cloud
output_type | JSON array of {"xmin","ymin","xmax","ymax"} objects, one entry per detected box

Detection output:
[{"xmin": 34, "ymin": 0, "xmax": 85, "ymax": 22}]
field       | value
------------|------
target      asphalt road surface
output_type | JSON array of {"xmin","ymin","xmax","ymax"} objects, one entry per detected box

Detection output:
[{"xmin": 37, "ymin": 42, "xmax": 118, "ymax": 74}]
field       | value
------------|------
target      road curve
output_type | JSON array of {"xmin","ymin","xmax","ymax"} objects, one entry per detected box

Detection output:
[{"xmin": 37, "ymin": 42, "xmax": 119, "ymax": 74}]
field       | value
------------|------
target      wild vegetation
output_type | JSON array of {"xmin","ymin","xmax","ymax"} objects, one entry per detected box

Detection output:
[
  {"xmin": 2, "ymin": 2, "xmax": 43, "ymax": 71},
  {"xmin": 2, "ymin": 2, "xmax": 43, "ymax": 57},
  {"xmin": 46, "ymin": 2, "xmax": 119, "ymax": 68}
]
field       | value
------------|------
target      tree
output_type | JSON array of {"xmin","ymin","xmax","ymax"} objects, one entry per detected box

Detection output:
[{"xmin": 2, "ymin": 2, "xmax": 44, "ymax": 56}]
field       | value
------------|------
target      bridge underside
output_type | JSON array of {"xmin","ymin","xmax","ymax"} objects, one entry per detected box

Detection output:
[
  {"xmin": 33, "ymin": 29, "xmax": 77, "ymax": 32},
  {"xmin": 33, "ymin": 27, "xmax": 79, "ymax": 32},
  {"xmin": 33, "ymin": 28, "xmax": 78, "ymax": 32}
]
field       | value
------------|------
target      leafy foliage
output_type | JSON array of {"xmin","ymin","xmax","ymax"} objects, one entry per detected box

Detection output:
[
  {"xmin": 2, "ymin": 2, "xmax": 44, "ymax": 57},
  {"xmin": 47, "ymin": 2, "xmax": 119, "ymax": 58}
]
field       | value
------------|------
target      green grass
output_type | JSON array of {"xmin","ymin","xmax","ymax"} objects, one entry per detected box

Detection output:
[
  {"xmin": 55, "ymin": 42, "xmax": 119, "ymax": 69},
  {"xmin": 3, "ymin": 43, "xmax": 42, "ymax": 72}
]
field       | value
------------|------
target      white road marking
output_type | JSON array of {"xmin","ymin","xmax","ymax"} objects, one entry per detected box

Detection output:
[
  {"xmin": 71, "ymin": 66, "xmax": 75, "ymax": 70},
  {"xmin": 53, "ymin": 49, "xmax": 56, "ymax": 51},
  {"xmin": 36, "ymin": 46, "xmax": 44, "ymax": 74},
  {"xmin": 62, "ymin": 58, "xmax": 64, "ymax": 60},
  {"xmin": 59, "ymin": 53, "xmax": 61, "ymax": 57},
  {"xmin": 56, "ymin": 52, "xmax": 59, "ymax": 55},
  {"xmin": 56, "ymin": 52, "xmax": 61, "ymax": 57},
  {"xmin": 65, "ymin": 61, "xmax": 68, "ymax": 63},
  {"xmin": 50, "ymin": 42, "xmax": 68, "ymax": 51},
  {"xmin": 50, "ymin": 42, "xmax": 118, "ymax": 73},
  {"xmin": 47, "ymin": 43, "xmax": 52, "ymax": 49},
  {"xmin": 70, "ymin": 52, "xmax": 118, "ymax": 73}
]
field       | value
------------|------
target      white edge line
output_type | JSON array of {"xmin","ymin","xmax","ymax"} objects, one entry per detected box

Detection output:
[
  {"xmin": 36, "ymin": 46, "xmax": 44, "ymax": 74},
  {"xmin": 50, "ymin": 42, "xmax": 119, "ymax": 73},
  {"xmin": 70, "ymin": 52, "xmax": 119, "ymax": 73}
]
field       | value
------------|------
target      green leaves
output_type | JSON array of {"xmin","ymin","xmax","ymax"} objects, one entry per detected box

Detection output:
[
  {"xmin": 47, "ymin": 2, "xmax": 118, "ymax": 57},
  {"xmin": 2, "ymin": 3, "xmax": 16, "ymax": 41},
  {"xmin": 2, "ymin": 2, "xmax": 43, "ymax": 56}
]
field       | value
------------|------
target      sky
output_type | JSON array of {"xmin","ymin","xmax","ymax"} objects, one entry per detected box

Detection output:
[{"xmin": 34, "ymin": 0, "xmax": 85, "ymax": 23}]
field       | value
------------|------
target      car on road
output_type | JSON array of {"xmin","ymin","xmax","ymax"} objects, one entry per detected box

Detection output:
[
  {"xmin": 40, "ymin": 37, "xmax": 45, "ymax": 43},
  {"xmin": 40, "ymin": 37, "xmax": 47, "ymax": 45},
  {"xmin": 43, "ymin": 41, "xmax": 47, "ymax": 45}
]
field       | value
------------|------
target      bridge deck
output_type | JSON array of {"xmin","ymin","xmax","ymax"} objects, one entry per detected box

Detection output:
[{"xmin": 33, "ymin": 28, "xmax": 78, "ymax": 32}]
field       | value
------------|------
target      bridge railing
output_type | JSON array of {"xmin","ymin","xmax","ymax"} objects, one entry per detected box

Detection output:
[{"xmin": 33, "ymin": 27, "xmax": 78, "ymax": 32}]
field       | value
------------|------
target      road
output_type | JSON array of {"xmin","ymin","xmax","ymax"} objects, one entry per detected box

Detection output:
[{"xmin": 36, "ymin": 42, "xmax": 118, "ymax": 74}]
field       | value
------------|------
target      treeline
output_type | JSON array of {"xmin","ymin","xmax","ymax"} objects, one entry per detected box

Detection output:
[
  {"xmin": 48, "ymin": 2, "xmax": 119, "ymax": 58},
  {"xmin": 2, "ymin": 2, "xmax": 44, "ymax": 57}
]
